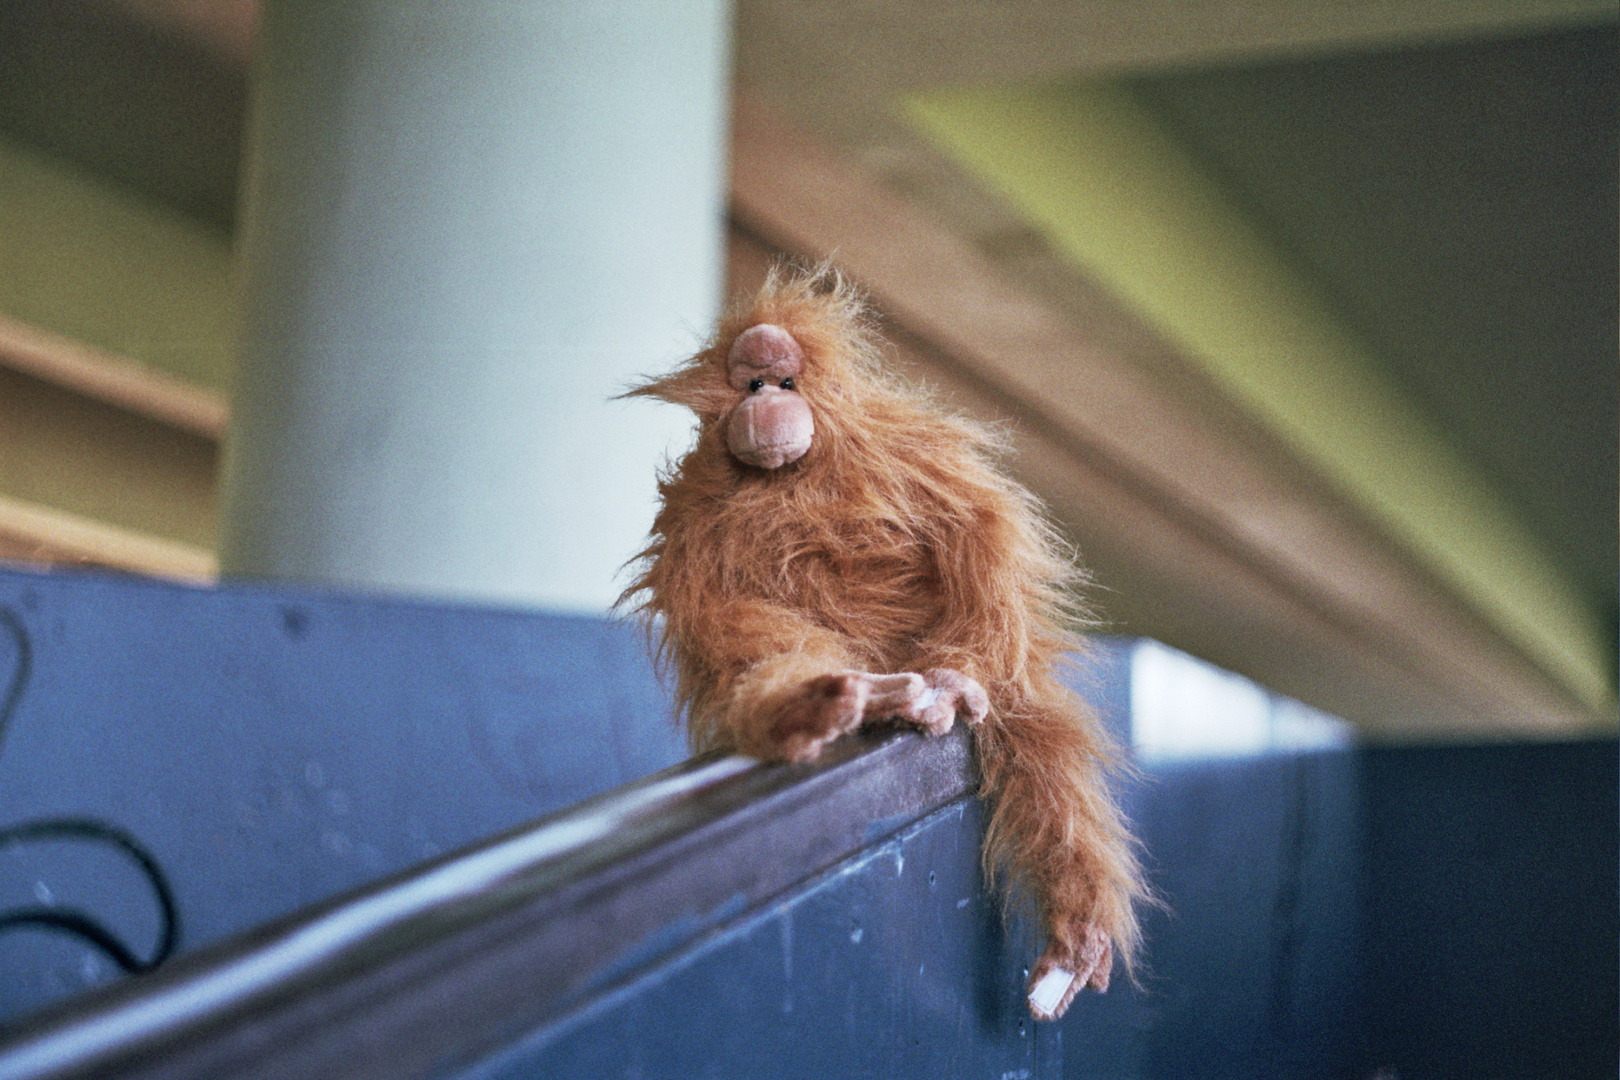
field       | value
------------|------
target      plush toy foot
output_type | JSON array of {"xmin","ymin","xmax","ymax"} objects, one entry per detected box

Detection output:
[
  {"xmin": 1026, "ymin": 925, "xmax": 1112, "ymax": 1021},
  {"xmin": 770, "ymin": 673, "xmax": 872, "ymax": 762}
]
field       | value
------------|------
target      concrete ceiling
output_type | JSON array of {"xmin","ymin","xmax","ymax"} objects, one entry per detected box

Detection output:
[
  {"xmin": 1126, "ymin": 26, "xmax": 1616, "ymax": 608},
  {"xmin": 0, "ymin": 0, "xmax": 244, "ymax": 229},
  {"xmin": 0, "ymin": 0, "xmax": 1613, "ymax": 716},
  {"xmin": 735, "ymin": 0, "xmax": 1615, "ymax": 90},
  {"xmin": 730, "ymin": 0, "xmax": 1616, "ymax": 647}
]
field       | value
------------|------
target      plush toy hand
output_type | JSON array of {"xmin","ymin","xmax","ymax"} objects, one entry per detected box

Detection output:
[
  {"xmin": 767, "ymin": 668, "xmax": 989, "ymax": 762},
  {"xmin": 917, "ymin": 668, "xmax": 990, "ymax": 731},
  {"xmin": 858, "ymin": 668, "xmax": 989, "ymax": 734}
]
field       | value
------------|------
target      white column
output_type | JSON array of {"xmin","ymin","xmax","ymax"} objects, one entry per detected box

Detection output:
[{"xmin": 219, "ymin": 0, "xmax": 730, "ymax": 612}]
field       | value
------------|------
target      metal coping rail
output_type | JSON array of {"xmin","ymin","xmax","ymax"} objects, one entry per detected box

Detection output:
[{"xmin": 0, "ymin": 727, "xmax": 975, "ymax": 1080}]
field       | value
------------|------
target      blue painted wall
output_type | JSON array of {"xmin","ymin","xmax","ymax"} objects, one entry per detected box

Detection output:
[
  {"xmin": 461, "ymin": 800, "xmax": 1062, "ymax": 1080},
  {"xmin": 0, "ymin": 565, "xmax": 1613, "ymax": 1080},
  {"xmin": 451, "ymin": 739, "xmax": 1615, "ymax": 1080},
  {"xmin": 1359, "ymin": 741, "xmax": 1619, "ymax": 1079},
  {"xmin": 1079, "ymin": 752, "xmax": 1363, "ymax": 1080},
  {"xmin": 0, "ymin": 567, "xmax": 685, "ymax": 1019}
]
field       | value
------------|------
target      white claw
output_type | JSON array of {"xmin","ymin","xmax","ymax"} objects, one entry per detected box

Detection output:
[{"xmin": 1027, "ymin": 966, "xmax": 1076, "ymax": 1019}]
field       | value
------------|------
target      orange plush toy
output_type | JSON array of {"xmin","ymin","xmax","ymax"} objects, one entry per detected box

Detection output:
[{"xmin": 624, "ymin": 267, "xmax": 1147, "ymax": 1021}]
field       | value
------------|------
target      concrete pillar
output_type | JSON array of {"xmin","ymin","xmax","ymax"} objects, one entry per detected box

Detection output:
[{"xmin": 219, "ymin": 1, "xmax": 731, "ymax": 612}]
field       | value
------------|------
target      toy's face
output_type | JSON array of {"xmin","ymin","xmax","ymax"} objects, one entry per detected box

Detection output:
[{"xmin": 724, "ymin": 324, "xmax": 814, "ymax": 470}]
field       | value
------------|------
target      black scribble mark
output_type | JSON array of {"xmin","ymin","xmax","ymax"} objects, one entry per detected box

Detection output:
[
  {"xmin": 0, "ymin": 820, "xmax": 179, "ymax": 972},
  {"xmin": 0, "ymin": 607, "xmax": 32, "ymax": 758},
  {"xmin": 0, "ymin": 605, "xmax": 182, "ymax": 975}
]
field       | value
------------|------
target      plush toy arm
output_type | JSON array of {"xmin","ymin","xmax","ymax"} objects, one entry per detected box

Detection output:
[
  {"xmin": 670, "ymin": 595, "xmax": 857, "ymax": 693},
  {"xmin": 675, "ymin": 598, "xmax": 981, "ymax": 762},
  {"xmin": 667, "ymin": 597, "xmax": 860, "ymax": 759}
]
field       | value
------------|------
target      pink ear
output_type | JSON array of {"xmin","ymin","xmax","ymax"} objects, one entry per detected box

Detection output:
[{"xmin": 727, "ymin": 324, "xmax": 803, "ymax": 390}]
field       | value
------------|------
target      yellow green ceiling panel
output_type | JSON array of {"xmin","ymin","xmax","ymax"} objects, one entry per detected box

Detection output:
[{"xmin": 905, "ymin": 81, "xmax": 1613, "ymax": 715}]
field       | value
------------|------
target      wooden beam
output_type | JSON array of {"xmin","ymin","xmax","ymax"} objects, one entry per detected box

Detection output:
[
  {"xmin": 0, "ymin": 361, "xmax": 219, "ymax": 562},
  {"xmin": 0, "ymin": 311, "xmax": 228, "ymax": 439},
  {"xmin": 0, "ymin": 493, "xmax": 216, "ymax": 582},
  {"xmin": 728, "ymin": 89, "xmax": 1609, "ymax": 740}
]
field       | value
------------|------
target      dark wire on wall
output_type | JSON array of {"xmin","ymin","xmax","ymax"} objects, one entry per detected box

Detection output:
[{"xmin": 0, "ymin": 607, "xmax": 181, "ymax": 975}]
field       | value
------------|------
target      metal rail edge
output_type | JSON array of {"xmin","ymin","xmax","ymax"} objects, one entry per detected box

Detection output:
[{"xmin": 0, "ymin": 727, "xmax": 975, "ymax": 1079}]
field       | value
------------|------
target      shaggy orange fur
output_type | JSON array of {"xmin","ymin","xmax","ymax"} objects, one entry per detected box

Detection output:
[{"xmin": 623, "ymin": 266, "xmax": 1147, "ymax": 1020}]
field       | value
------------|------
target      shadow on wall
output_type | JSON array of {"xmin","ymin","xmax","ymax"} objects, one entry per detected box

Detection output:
[{"xmin": 1067, "ymin": 638, "xmax": 1618, "ymax": 1080}]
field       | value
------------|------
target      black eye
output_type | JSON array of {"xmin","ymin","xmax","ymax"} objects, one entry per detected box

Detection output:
[
  {"xmin": 747, "ymin": 378, "xmax": 764, "ymax": 392},
  {"xmin": 780, "ymin": 377, "xmax": 795, "ymax": 391}
]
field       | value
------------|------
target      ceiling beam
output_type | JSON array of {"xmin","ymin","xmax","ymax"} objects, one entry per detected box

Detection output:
[
  {"xmin": 0, "ymin": 136, "xmax": 237, "ymax": 393},
  {"xmin": 738, "ymin": 0, "xmax": 1618, "ymax": 100},
  {"xmin": 903, "ymin": 81, "xmax": 1611, "ymax": 716},
  {"xmin": 0, "ymin": 0, "xmax": 245, "ymax": 229},
  {"xmin": 0, "ymin": 362, "xmax": 219, "ymax": 555},
  {"xmin": 0, "ymin": 493, "xmax": 216, "ymax": 583},
  {"xmin": 0, "ymin": 312, "xmax": 227, "ymax": 439}
]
